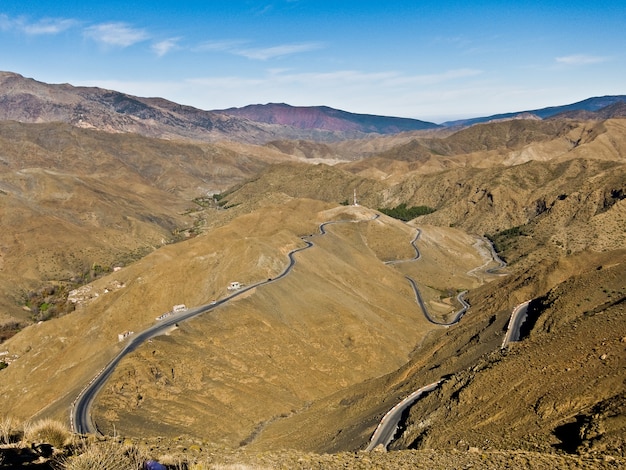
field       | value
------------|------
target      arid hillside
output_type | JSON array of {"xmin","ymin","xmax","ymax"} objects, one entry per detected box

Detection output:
[
  {"xmin": 0, "ymin": 200, "xmax": 494, "ymax": 446},
  {"xmin": 1, "ymin": 89, "xmax": 625, "ymax": 468},
  {"xmin": 0, "ymin": 121, "xmax": 298, "ymax": 332},
  {"xmin": 179, "ymin": 119, "xmax": 626, "ymax": 459}
]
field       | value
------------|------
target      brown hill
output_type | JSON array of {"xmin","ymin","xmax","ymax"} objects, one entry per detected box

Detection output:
[
  {"xmin": 202, "ymin": 123, "xmax": 626, "ymax": 456},
  {"xmin": 443, "ymin": 94, "xmax": 626, "ymax": 127},
  {"xmin": 0, "ymin": 121, "xmax": 296, "ymax": 330},
  {"xmin": 0, "ymin": 200, "xmax": 493, "ymax": 445},
  {"xmin": 1, "ymin": 109, "xmax": 625, "ymax": 467}
]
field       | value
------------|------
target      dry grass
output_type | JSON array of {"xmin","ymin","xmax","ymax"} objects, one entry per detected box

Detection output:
[
  {"xmin": 0, "ymin": 416, "xmax": 19, "ymax": 444},
  {"xmin": 23, "ymin": 418, "xmax": 71, "ymax": 449},
  {"xmin": 59, "ymin": 438, "xmax": 146, "ymax": 470}
]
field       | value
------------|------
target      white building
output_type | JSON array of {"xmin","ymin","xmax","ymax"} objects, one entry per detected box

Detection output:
[{"xmin": 118, "ymin": 331, "xmax": 134, "ymax": 342}]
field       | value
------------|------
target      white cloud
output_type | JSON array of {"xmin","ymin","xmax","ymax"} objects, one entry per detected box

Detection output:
[
  {"xmin": 195, "ymin": 39, "xmax": 324, "ymax": 60},
  {"xmin": 257, "ymin": 68, "xmax": 482, "ymax": 88},
  {"xmin": 152, "ymin": 38, "xmax": 181, "ymax": 57},
  {"xmin": 23, "ymin": 18, "xmax": 77, "ymax": 35},
  {"xmin": 84, "ymin": 22, "xmax": 149, "ymax": 48},
  {"xmin": 195, "ymin": 39, "xmax": 248, "ymax": 52},
  {"xmin": 555, "ymin": 54, "xmax": 609, "ymax": 66},
  {"xmin": 0, "ymin": 14, "xmax": 77, "ymax": 35},
  {"xmin": 234, "ymin": 42, "xmax": 324, "ymax": 60}
]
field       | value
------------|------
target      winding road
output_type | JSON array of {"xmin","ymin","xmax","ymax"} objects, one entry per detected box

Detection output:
[
  {"xmin": 365, "ymin": 228, "xmax": 473, "ymax": 451},
  {"xmin": 72, "ymin": 213, "xmax": 488, "ymax": 445},
  {"xmin": 71, "ymin": 216, "xmax": 377, "ymax": 434}
]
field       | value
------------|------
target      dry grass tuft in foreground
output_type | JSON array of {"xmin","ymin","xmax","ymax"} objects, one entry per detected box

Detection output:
[
  {"xmin": 0, "ymin": 417, "xmax": 19, "ymax": 445},
  {"xmin": 59, "ymin": 438, "xmax": 146, "ymax": 470},
  {"xmin": 23, "ymin": 418, "xmax": 72, "ymax": 449}
]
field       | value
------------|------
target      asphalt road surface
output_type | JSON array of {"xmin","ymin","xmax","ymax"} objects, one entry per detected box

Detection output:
[
  {"xmin": 501, "ymin": 300, "xmax": 531, "ymax": 349},
  {"xmin": 365, "ymin": 381, "xmax": 443, "ymax": 451}
]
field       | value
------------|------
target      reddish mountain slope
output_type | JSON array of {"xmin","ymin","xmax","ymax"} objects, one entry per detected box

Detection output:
[{"xmin": 214, "ymin": 103, "xmax": 440, "ymax": 133}]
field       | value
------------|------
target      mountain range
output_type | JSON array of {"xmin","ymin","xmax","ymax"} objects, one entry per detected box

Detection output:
[
  {"xmin": 442, "ymin": 95, "xmax": 626, "ymax": 127},
  {"xmin": 0, "ymin": 71, "xmax": 625, "ymax": 468},
  {"xmin": 1, "ymin": 71, "xmax": 625, "ymax": 143}
]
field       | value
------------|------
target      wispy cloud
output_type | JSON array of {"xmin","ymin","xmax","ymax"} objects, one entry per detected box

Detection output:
[
  {"xmin": 84, "ymin": 22, "xmax": 149, "ymax": 48},
  {"xmin": 195, "ymin": 39, "xmax": 323, "ymax": 60},
  {"xmin": 182, "ymin": 67, "xmax": 485, "ymax": 114},
  {"xmin": 255, "ymin": 68, "xmax": 483, "ymax": 87},
  {"xmin": 555, "ymin": 54, "xmax": 609, "ymax": 66},
  {"xmin": 235, "ymin": 42, "xmax": 324, "ymax": 60},
  {"xmin": 195, "ymin": 39, "xmax": 248, "ymax": 52},
  {"xmin": 385, "ymin": 68, "xmax": 483, "ymax": 86},
  {"xmin": 0, "ymin": 14, "xmax": 13, "ymax": 31},
  {"xmin": 0, "ymin": 14, "xmax": 77, "ymax": 35},
  {"xmin": 152, "ymin": 38, "xmax": 181, "ymax": 57},
  {"xmin": 23, "ymin": 18, "xmax": 77, "ymax": 35}
]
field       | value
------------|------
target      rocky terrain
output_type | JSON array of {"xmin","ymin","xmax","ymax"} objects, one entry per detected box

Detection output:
[{"xmin": 1, "ymin": 73, "xmax": 625, "ymax": 468}]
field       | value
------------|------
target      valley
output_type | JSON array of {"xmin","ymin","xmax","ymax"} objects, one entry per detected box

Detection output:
[{"xmin": 0, "ymin": 73, "xmax": 625, "ymax": 468}]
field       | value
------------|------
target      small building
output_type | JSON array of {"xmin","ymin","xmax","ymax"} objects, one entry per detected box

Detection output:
[
  {"xmin": 172, "ymin": 304, "xmax": 187, "ymax": 313},
  {"xmin": 118, "ymin": 331, "xmax": 134, "ymax": 342}
]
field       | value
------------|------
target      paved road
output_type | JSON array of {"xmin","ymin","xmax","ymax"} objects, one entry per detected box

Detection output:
[
  {"xmin": 501, "ymin": 300, "xmax": 531, "ymax": 349},
  {"xmin": 406, "ymin": 277, "xmax": 468, "ymax": 326},
  {"xmin": 366, "ymin": 229, "xmax": 509, "ymax": 451},
  {"xmin": 71, "ymin": 237, "xmax": 319, "ymax": 434},
  {"xmin": 365, "ymin": 380, "xmax": 443, "ymax": 451},
  {"xmin": 484, "ymin": 236, "xmax": 507, "ymax": 274},
  {"xmin": 384, "ymin": 228, "xmax": 421, "ymax": 265},
  {"xmin": 71, "ymin": 216, "xmax": 377, "ymax": 435}
]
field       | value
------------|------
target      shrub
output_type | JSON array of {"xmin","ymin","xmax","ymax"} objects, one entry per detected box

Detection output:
[
  {"xmin": 379, "ymin": 203, "xmax": 435, "ymax": 221},
  {"xmin": 60, "ymin": 439, "xmax": 145, "ymax": 470},
  {"xmin": 24, "ymin": 418, "xmax": 71, "ymax": 449}
]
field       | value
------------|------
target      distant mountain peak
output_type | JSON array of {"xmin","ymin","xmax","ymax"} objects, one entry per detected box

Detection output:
[
  {"xmin": 212, "ymin": 103, "xmax": 441, "ymax": 134},
  {"xmin": 443, "ymin": 95, "xmax": 626, "ymax": 128}
]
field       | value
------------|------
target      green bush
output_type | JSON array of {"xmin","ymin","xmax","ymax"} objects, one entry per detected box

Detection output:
[
  {"xmin": 379, "ymin": 203, "xmax": 436, "ymax": 221},
  {"xmin": 487, "ymin": 224, "xmax": 528, "ymax": 254}
]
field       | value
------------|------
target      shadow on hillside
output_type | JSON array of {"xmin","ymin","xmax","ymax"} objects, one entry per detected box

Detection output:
[{"xmin": 552, "ymin": 416, "xmax": 585, "ymax": 453}]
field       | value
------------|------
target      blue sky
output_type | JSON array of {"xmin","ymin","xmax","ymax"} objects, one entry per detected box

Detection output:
[{"xmin": 1, "ymin": 1, "xmax": 624, "ymax": 122}]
